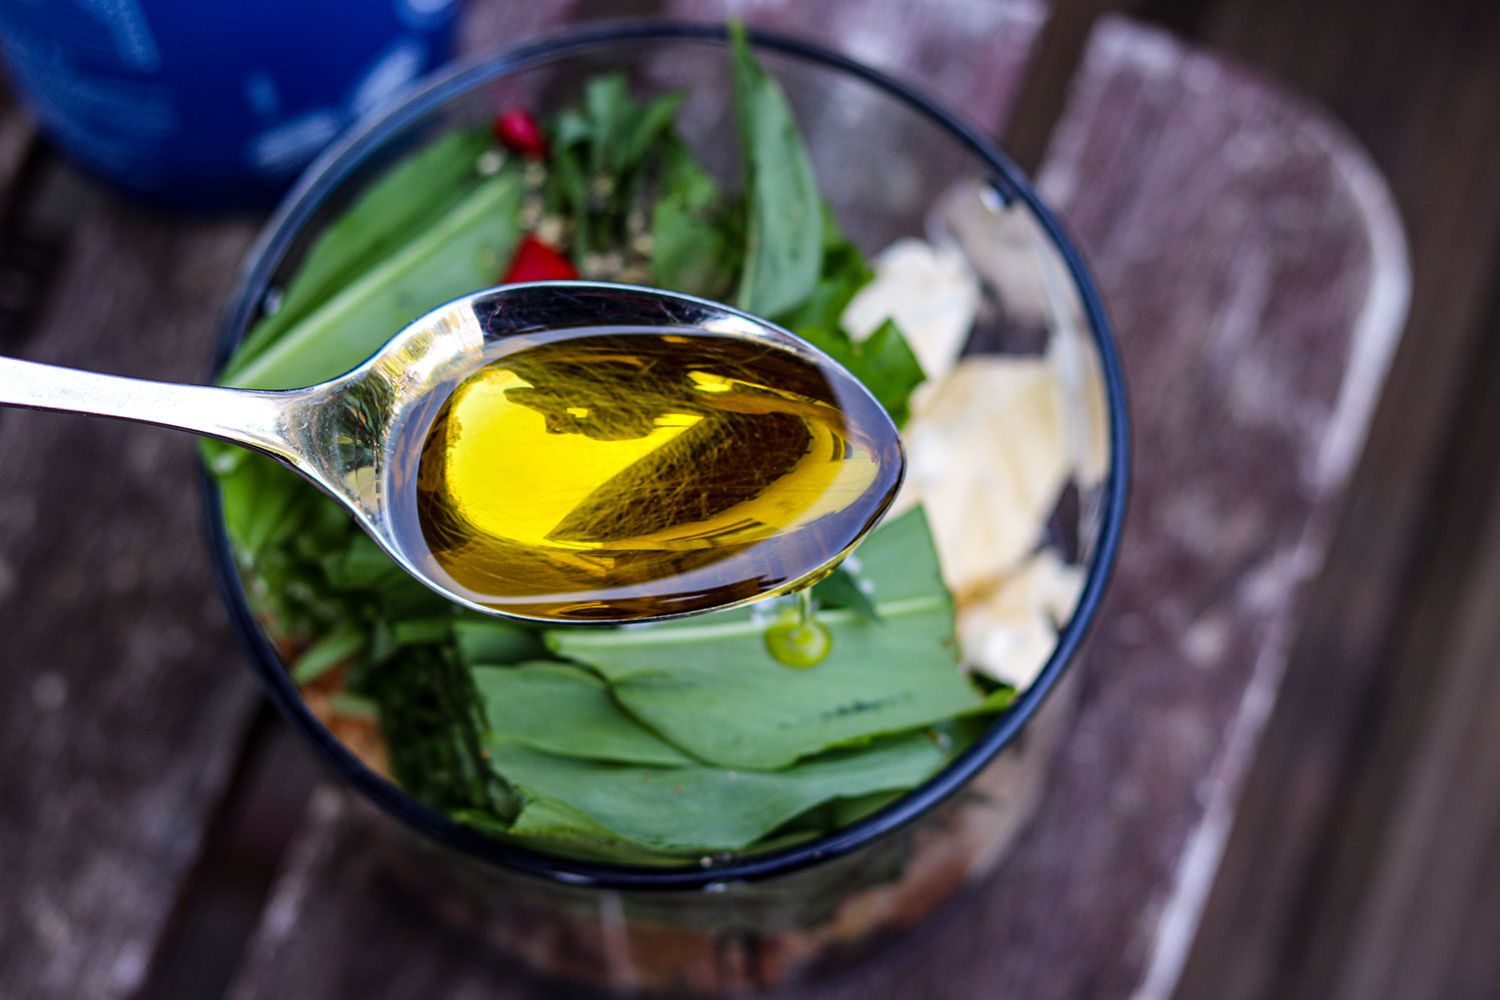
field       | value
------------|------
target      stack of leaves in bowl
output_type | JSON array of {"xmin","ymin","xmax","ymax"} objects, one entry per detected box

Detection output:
[{"xmin": 210, "ymin": 27, "xmax": 1081, "ymax": 864}]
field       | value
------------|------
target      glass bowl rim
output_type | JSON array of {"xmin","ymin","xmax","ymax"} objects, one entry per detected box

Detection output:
[{"xmin": 202, "ymin": 18, "xmax": 1131, "ymax": 891}]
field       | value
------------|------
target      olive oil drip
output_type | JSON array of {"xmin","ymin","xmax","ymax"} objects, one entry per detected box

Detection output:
[
  {"xmin": 398, "ymin": 328, "xmax": 902, "ymax": 623},
  {"xmin": 763, "ymin": 588, "xmax": 833, "ymax": 668}
]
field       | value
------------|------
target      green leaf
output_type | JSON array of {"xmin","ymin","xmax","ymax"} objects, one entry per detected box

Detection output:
[
  {"xmin": 493, "ymin": 731, "xmax": 947, "ymax": 854},
  {"xmin": 729, "ymin": 21, "xmax": 823, "ymax": 318},
  {"xmin": 460, "ymin": 798, "xmax": 694, "ymax": 866},
  {"xmin": 328, "ymin": 692, "xmax": 379, "ymax": 718},
  {"xmin": 548, "ymin": 509, "xmax": 980, "ymax": 770},
  {"xmin": 224, "ymin": 167, "xmax": 526, "ymax": 390},
  {"xmin": 390, "ymin": 616, "xmax": 454, "ymax": 648},
  {"xmin": 292, "ymin": 622, "xmax": 366, "ymax": 683},
  {"xmin": 217, "ymin": 453, "xmax": 319, "ymax": 560},
  {"xmin": 228, "ymin": 129, "xmax": 493, "ymax": 372},
  {"xmin": 842, "ymin": 319, "xmax": 926, "ymax": 427},
  {"xmin": 566, "ymin": 75, "xmax": 685, "ymax": 179},
  {"xmin": 376, "ymin": 574, "xmax": 458, "ymax": 620},
  {"xmin": 474, "ymin": 661, "xmax": 693, "ymax": 766},
  {"xmin": 829, "ymin": 789, "xmax": 905, "ymax": 828},
  {"xmin": 812, "ymin": 564, "xmax": 881, "ymax": 622},
  {"xmin": 777, "ymin": 207, "xmax": 873, "ymax": 332},
  {"xmin": 777, "ymin": 211, "xmax": 926, "ymax": 425},
  {"xmin": 544, "ymin": 77, "xmax": 688, "ymax": 265},
  {"xmin": 650, "ymin": 140, "xmax": 737, "ymax": 298},
  {"xmin": 452, "ymin": 618, "xmax": 549, "ymax": 666},
  {"xmin": 609, "ymin": 89, "xmax": 687, "ymax": 176},
  {"xmin": 320, "ymin": 533, "xmax": 405, "ymax": 590},
  {"xmin": 361, "ymin": 646, "xmax": 516, "ymax": 818}
]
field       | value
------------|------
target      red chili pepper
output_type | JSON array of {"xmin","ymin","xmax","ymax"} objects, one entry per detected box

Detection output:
[
  {"xmin": 492, "ymin": 107, "xmax": 547, "ymax": 159},
  {"xmin": 502, "ymin": 234, "xmax": 579, "ymax": 283}
]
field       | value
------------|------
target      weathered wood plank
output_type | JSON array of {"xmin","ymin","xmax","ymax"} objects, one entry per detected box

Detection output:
[
  {"xmin": 225, "ymin": 792, "xmax": 555, "ymax": 1000},
  {"xmin": 663, "ymin": 0, "xmax": 1047, "ymax": 134},
  {"xmin": 459, "ymin": 0, "xmax": 586, "ymax": 52},
  {"xmin": 0, "ymin": 6, "xmax": 586, "ymax": 999},
  {"xmin": 0, "ymin": 202, "xmax": 262, "ymax": 1000},
  {"xmin": 221, "ymin": 5, "xmax": 1055, "ymax": 998},
  {"xmin": 941, "ymin": 15, "xmax": 1405, "ymax": 999},
  {"xmin": 1307, "ymin": 377, "xmax": 1500, "ymax": 1000},
  {"xmin": 1172, "ymin": 0, "xmax": 1500, "ymax": 996}
]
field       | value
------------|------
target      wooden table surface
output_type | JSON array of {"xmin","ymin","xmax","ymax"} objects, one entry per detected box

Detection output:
[{"xmin": 0, "ymin": 0, "xmax": 1444, "ymax": 998}]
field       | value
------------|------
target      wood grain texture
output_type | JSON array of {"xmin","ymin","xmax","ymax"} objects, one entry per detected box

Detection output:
[
  {"xmin": 0, "ymin": 3, "xmax": 598, "ymax": 996},
  {"xmin": 662, "ymin": 0, "xmax": 1047, "ymax": 133},
  {"xmin": 0, "ymin": 203, "xmax": 261, "ymax": 1000},
  {"xmin": 459, "ymin": 0, "xmax": 586, "ymax": 52},
  {"xmin": 938, "ymin": 14, "xmax": 1403, "ymax": 999},
  {"xmin": 1173, "ymin": 0, "xmax": 1500, "ymax": 996}
]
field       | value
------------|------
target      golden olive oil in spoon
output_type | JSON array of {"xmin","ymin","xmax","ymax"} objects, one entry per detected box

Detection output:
[{"xmin": 0, "ymin": 283, "xmax": 904, "ymax": 630}]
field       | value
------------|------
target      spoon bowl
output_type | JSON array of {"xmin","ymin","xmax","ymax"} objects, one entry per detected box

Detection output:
[{"xmin": 0, "ymin": 282, "xmax": 905, "ymax": 624}]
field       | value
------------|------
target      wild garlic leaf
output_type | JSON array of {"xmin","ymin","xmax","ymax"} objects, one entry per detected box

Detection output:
[
  {"xmin": 491, "ymin": 730, "xmax": 947, "ymax": 854},
  {"xmin": 452, "ymin": 618, "xmax": 549, "ymax": 666},
  {"xmin": 576, "ymin": 75, "xmax": 684, "ymax": 177},
  {"xmin": 651, "ymin": 140, "xmax": 737, "ymax": 298},
  {"xmin": 292, "ymin": 622, "xmax": 366, "ymax": 683},
  {"xmin": 812, "ymin": 564, "xmax": 881, "ymax": 621},
  {"xmin": 779, "ymin": 212, "xmax": 926, "ymax": 425},
  {"xmin": 319, "ymin": 532, "xmax": 406, "ymax": 590},
  {"xmin": 228, "ymin": 128, "xmax": 494, "ymax": 373},
  {"xmin": 546, "ymin": 77, "xmax": 687, "ymax": 265},
  {"xmin": 474, "ymin": 661, "xmax": 693, "ymax": 766},
  {"xmin": 729, "ymin": 21, "xmax": 823, "ymax": 318},
  {"xmin": 470, "ymin": 797, "xmax": 691, "ymax": 866},
  {"xmin": 217, "ymin": 451, "xmax": 321, "ymax": 559},
  {"xmin": 776, "ymin": 207, "xmax": 873, "ymax": 331},
  {"xmin": 548, "ymin": 509, "xmax": 981, "ymax": 770},
  {"xmin": 833, "ymin": 319, "xmax": 927, "ymax": 427},
  {"xmin": 224, "ymin": 166, "xmax": 526, "ymax": 390}
]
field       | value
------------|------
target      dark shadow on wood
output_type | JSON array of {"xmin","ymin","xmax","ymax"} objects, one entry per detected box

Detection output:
[
  {"xmin": 1176, "ymin": 0, "xmax": 1500, "ymax": 998},
  {"xmin": 137, "ymin": 710, "xmax": 323, "ymax": 1000}
]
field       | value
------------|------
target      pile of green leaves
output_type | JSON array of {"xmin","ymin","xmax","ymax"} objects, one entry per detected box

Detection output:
[{"xmin": 211, "ymin": 26, "xmax": 1009, "ymax": 863}]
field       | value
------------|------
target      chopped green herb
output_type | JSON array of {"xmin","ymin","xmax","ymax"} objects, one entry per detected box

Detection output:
[
  {"xmin": 292, "ymin": 622, "xmax": 366, "ymax": 683},
  {"xmin": 211, "ymin": 34, "xmax": 1010, "ymax": 863},
  {"xmin": 547, "ymin": 510, "xmax": 978, "ymax": 770},
  {"xmin": 474, "ymin": 661, "xmax": 694, "ymax": 766},
  {"xmin": 729, "ymin": 21, "xmax": 824, "ymax": 318}
]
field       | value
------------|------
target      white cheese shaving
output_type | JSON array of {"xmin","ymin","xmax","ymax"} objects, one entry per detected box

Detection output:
[
  {"xmin": 892, "ymin": 356, "xmax": 1070, "ymax": 595},
  {"xmin": 957, "ymin": 550, "xmax": 1086, "ymax": 688},
  {"xmin": 840, "ymin": 237, "xmax": 980, "ymax": 383}
]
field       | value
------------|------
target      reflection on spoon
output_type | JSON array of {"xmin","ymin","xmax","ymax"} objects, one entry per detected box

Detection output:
[{"xmin": 0, "ymin": 283, "xmax": 905, "ymax": 625}]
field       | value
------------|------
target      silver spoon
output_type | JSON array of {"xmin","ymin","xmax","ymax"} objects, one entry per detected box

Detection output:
[{"xmin": 0, "ymin": 282, "xmax": 903, "ymax": 625}]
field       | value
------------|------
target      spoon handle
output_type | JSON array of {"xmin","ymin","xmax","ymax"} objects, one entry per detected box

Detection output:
[{"xmin": 0, "ymin": 355, "xmax": 301, "ymax": 460}]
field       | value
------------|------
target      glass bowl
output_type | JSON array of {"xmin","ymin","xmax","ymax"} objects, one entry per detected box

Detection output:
[{"xmin": 204, "ymin": 20, "xmax": 1128, "ymax": 996}]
